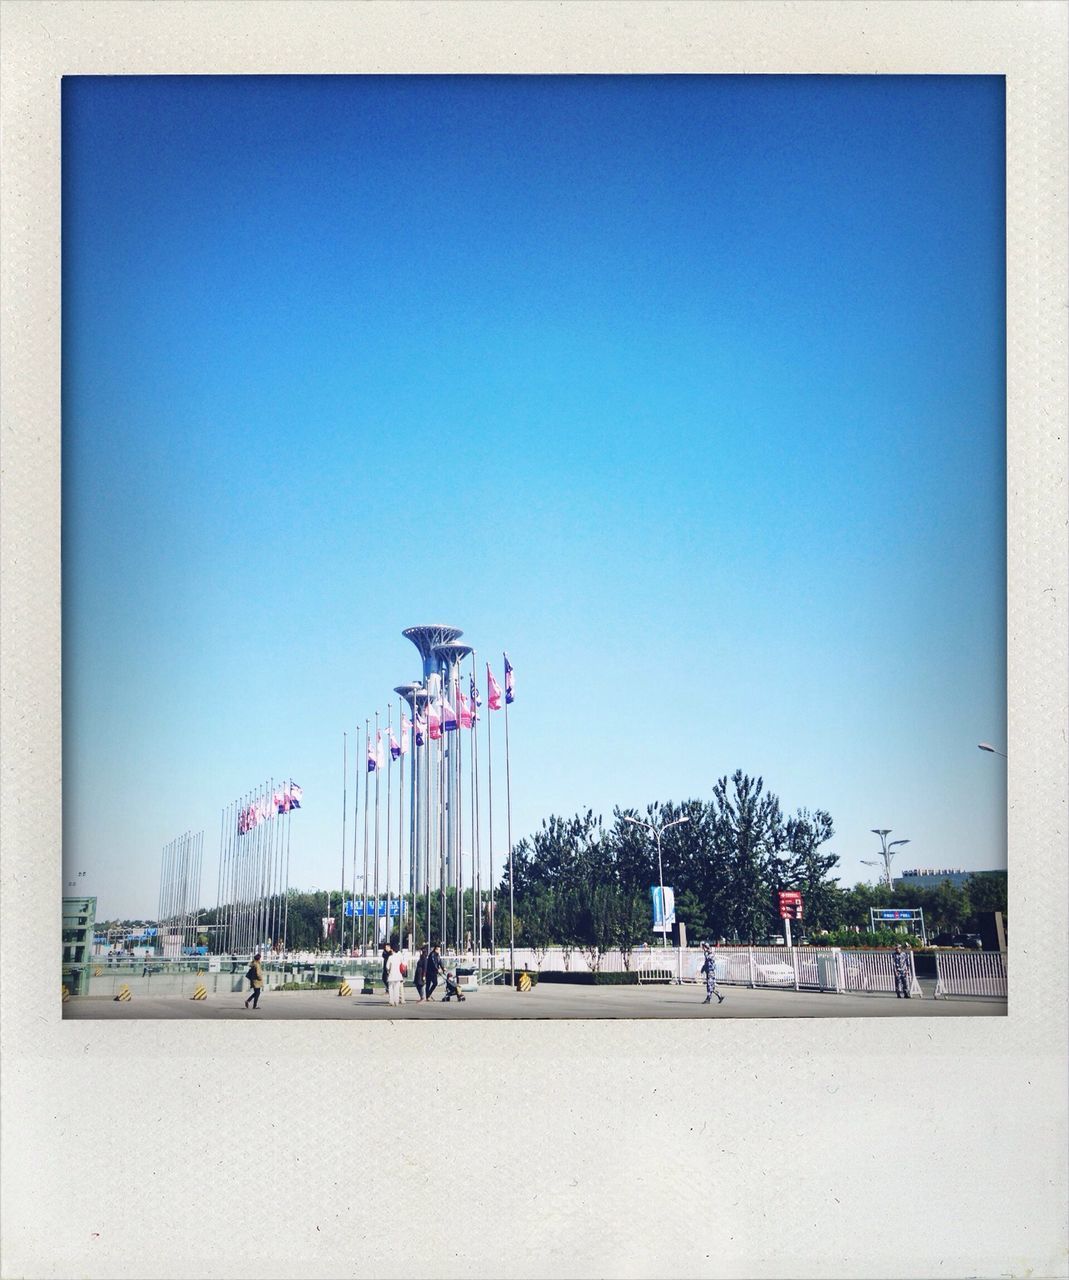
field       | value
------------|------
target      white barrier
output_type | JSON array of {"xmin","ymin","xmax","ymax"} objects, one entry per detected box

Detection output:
[{"xmin": 934, "ymin": 950, "xmax": 1007, "ymax": 998}]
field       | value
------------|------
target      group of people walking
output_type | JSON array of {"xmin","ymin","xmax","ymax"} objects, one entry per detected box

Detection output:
[{"xmin": 382, "ymin": 942, "xmax": 465, "ymax": 1006}]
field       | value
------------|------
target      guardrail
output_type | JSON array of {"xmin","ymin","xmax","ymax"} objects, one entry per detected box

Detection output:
[
  {"xmin": 934, "ymin": 949, "xmax": 1007, "ymax": 998},
  {"xmin": 503, "ymin": 944, "xmax": 930, "ymax": 996}
]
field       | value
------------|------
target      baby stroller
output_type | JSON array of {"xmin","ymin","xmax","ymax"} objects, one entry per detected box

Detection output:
[{"xmin": 441, "ymin": 971, "xmax": 466, "ymax": 1002}]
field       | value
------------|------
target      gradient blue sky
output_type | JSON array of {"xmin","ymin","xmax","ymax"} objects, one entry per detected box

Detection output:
[{"xmin": 62, "ymin": 75, "xmax": 1006, "ymax": 920}]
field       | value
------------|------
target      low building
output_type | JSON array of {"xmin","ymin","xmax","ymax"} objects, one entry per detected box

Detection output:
[
  {"xmin": 893, "ymin": 868, "xmax": 1004, "ymax": 890},
  {"xmin": 62, "ymin": 895, "xmax": 97, "ymax": 995}
]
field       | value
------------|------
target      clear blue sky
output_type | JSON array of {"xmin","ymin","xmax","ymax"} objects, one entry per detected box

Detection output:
[{"xmin": 61, "ymin": 75, "xmax": 1006, "ymax": 920}]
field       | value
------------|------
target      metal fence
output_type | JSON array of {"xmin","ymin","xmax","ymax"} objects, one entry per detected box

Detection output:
[
  {"xmin": 502, "ymin": 944, "xmax": 926, "ymax": 996},
  {"xmin": 934, "ymin": 949, "xmax": 1007, "ymax": 998}
]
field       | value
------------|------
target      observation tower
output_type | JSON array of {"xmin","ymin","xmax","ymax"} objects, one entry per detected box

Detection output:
[
  {"xmin": 434, "ymin": 641, "xmax": 474, "ymax": 891},
  {"xmin": 402, "ymin": 626, "xmax": 463, "ymax": 902},
  {"xmin": 394, "ymin": 682, "xmax": 427, "ymax": 898}
]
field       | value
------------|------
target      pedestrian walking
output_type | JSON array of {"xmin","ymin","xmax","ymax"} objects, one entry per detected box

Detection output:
[
  {"xmin": 425, "ymin": 944, "xmax": 444, "ymax": 1001},
  {"xmin": 414, "ymin": 946, "xmax": 429, "ymax": 1002},
  {"xmin": 700, "ymin": 942, "xmax": 724, "ymax": 1005},
  {"xmin": 244, "ymin": 953, "xmax": 264, "ymax": 1009},
  {"xmin": 891, "ymin": 943, "xmax": 912, "ymax": 998},
  {"xmin": 381, "ymin": 941, "xmax": 392, "ymax": 995},
  {"xmin": 386, "ymin": 948, "xmax": 407, "ymax": 1006}
]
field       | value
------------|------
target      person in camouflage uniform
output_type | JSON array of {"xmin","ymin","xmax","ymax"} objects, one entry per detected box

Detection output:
[
  {"xmin": 891, "ymin": 943, "xmax": 912, "ymax": 998},
  {"xmin": 700, "ymin": 943, "xmax": 725, "ymax": 1005}
]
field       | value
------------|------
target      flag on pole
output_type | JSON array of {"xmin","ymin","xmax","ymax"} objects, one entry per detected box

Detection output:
[
  {"xmin": 400, "ymin": 716, "xmax": 411, "ymax": 754},
  {"xmin": 389, "ymin": 727, "xmax": 401, "ymax": 761},
  {"xmin": 442, "ymin": 696, "xmax": 458, "ymax": 733},
  {"xmin": 504, "ymin": 653, "xmax": 515, "ymax": 704},
  {"xmin": 457, "ymin": 687, "xmax": 473, "ymax": 729},
  {"xmin": 376, "ymin": 730, "xmax": 386, "ymax": 769},
  {"xmin": 367, "ymin": 737, "xmax": 377, "ymax": 772},
  {"xmin": 470, "ymin": 674, "xmax": 482, "ymax": 723},
  {"xmin": 427, "ymin": 702, "xmax": 442, "ymax": 741},
  {"xmin": 289, "ymin": 782, "xmax": 302, "ymax": 809},
  {"xmin": 487, "ymin": 664, "xmax": 502, "ymax": 711},
  {"xmin": 415, "ymin": 713, "xmax": 426, "ymax": 747}
]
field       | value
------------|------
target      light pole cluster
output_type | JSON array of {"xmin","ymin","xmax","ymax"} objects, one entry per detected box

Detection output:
[{"xmin": 862, "ymin": 828, "xmax": 910, "ymax": 889}]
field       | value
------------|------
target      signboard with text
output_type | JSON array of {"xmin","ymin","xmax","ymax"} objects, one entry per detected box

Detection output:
[{"xmin": 777, "ymin": 890, "xmax": 804, "ymax": 919}]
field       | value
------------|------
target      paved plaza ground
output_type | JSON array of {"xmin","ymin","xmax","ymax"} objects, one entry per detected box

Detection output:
[{"xmin": 63, "ymin": 980, "xmax": 1005, "ymax": 1019}]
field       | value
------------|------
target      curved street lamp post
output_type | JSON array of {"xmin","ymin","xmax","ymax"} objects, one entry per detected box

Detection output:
[
  {"xmin": 623, "ymin": 815, "xmax": 690, "ymax": 948},
  {"xmin": 868, "ymin": 828, "xmax": 910, "ymax": 889}
]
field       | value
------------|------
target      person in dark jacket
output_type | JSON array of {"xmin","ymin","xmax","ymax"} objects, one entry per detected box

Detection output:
[
  {"xmin": 425, "ymin": 944, "xmax": 444, "ymax": 1001},
  {"xmin": 381, "ymin": 942, "xmax": 393, "ymax": 994},
  {"xmin": 414, "ymin": 946, "xmax": 429, "ymax": 1002}
]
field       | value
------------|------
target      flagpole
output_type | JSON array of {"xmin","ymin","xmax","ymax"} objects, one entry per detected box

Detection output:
[
  {"xmin": 362, "ymin": 719, "xmax": 371, "ymax": 954},
  {"xmin": 397, "ymin": 697, "xmax": 405, "ymax": 950},
  {"xmin": 389, "ymin": 711, "xmax": 396, "ymax": 952},
  {"xmin": 355, "ymin": 727, "xmax": 368, "ymax": 957},
  {"xmin": 439, "ymin": 729, "xmax": 447, "ymax": 947},
  {"xmin": 283, "ymin": 784, "xmax": 292, "ymax": 953},
  {"xmin": 455, "ymin": 676, "xmax": 463, "ymax": 955},
  {"xmin": 470, "ymin": 654, "xmax": 481, "ymax": 968},
  {"xmin": 373, "ymin": 711, "xmax": 381, "ymax": 951},
  {"xmin": 339, "ymin": 733, "xmax": 348, "ymax": 955},
  {"xmin": 486, "ymin": 666, "xmax": 495, "ymax": 962},
  {"xmin": 424, "ymin": 713, "xmax": 432, "ymax": 948},
  {"xmin": 504, "ymin": 655, "xmax": 515, "ymax": 989}
]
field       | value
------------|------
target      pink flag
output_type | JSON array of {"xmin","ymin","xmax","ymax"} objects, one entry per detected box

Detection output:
[
  {"xmin": 427, "ymin": 701, "xmax": 442, "ymax": 741},
  {"xmin": 457, "ymin": 686, "xmax": 473, "ymax": 729},
  {"xmin": 400, "ymin": 716, "xmax": 411, "ymax": 755},
  {"xmin": 376, "ymin": 730, "xmax": 386, "ymax": 769},
  {"xmin": 441, "ymin": 697, "xmax": 458, "ymax": 733},
  {"xmin": 487, "ymin": 664, "xmax": 502, "ymax": 711},
  {"xmin": 389, "ymin": 727, "xmax": 401, "ymax": 762}
]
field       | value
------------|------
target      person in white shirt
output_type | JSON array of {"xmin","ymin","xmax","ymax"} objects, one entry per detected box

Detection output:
[{"xmin": 386, "ymin": 948, "xmax": 407, "ymax": 1006}]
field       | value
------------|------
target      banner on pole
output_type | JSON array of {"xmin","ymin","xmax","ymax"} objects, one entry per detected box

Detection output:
[{"xmin": 650, "ymin": 886, "xmax": 676, "ymax": 931}]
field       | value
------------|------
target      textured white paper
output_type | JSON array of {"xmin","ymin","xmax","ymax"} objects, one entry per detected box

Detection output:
[{"xmin": 1, "ymin": 4, "xmax": 1066, "ymax": 1278}]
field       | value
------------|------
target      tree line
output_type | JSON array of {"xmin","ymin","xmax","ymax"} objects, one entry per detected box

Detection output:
[
  {"xmin": 97, "ymin": 770, "xmax": 1006, "ymax": 955},
  {"xmin": 496, "ymin": 770, "xmax": 1006, "ymax": 954}
]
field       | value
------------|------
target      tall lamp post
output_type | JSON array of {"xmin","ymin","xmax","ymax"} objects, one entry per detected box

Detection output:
[
  {"xmin": 623, "ymin": 814, "xmax": 690, "ymax": 948},
  {"xmin": 977, "ymin": 742, "xmax": 1007, "ymax": 758},
  {"xmin": 868, "ymin": 828, "xmax": 910, "ymax": 889}
]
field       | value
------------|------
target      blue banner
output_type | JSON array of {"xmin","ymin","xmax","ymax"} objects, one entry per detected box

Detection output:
[
  {"xmin": 650, "ymin": 885, "xmax": 676, "ymax": 929},
  {"xmin": 345, "ymin": 899, "xmax": 401, "ymax": 918}
]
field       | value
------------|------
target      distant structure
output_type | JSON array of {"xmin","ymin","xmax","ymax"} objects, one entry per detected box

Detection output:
[
  {"xmin": 894, "ymin": 867, "xmax": 1005, "ymax": 889},
  {"xmin": 401, "ymin": 625, "xmax": 472, "ymax": 934}
]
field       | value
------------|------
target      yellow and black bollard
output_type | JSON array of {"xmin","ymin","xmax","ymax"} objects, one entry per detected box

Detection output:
[
  {"xmin": 339, "ymin": 980, "xmax": 352, "ymax": 997},
  {"xmin": 114, "ymin": 984, "xmax": 132, "ymax": 1002},
  {"xmin": 191, "ymin": 982, "xmax": 208, "ymax": 1001}
]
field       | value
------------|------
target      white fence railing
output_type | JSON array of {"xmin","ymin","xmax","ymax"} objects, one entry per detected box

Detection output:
[
  {"xmin": 934, "ymin": 950, "xmax": 1007, "ymax": 998},
  {"xmin": 501, "ymin": 945, "xmax": 928, "ymax": 996}
]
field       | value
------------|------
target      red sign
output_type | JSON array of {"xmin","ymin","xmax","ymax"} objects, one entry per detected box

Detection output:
[{"xmin": 777, "ymin": 890, "xmax": 804, "ymax": 920}]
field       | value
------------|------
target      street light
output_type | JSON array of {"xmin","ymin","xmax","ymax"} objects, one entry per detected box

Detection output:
[
  {"xmin": 623, "ymin": 814, "xmax": 690, "ymax": 948},
  {"xmin": 978, "ymin": 743, "xmax": 1007, "ymax": 758},
  {"xmin": 869, "ymin": 828, "xmax": 910, "ymax": 889}
]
